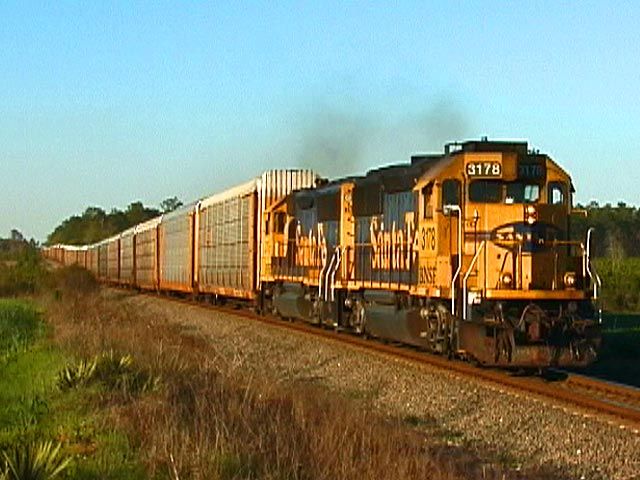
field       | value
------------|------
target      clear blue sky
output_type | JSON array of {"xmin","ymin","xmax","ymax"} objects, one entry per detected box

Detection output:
[{"xmin": 2, "ymin": 1, "xmax": 639, "ymax": 241}]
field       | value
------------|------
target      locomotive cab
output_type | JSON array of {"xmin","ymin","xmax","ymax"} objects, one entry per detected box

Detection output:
[{"xmin": 414, "ymin": 140, "xmax": 601, "ymax": 367}]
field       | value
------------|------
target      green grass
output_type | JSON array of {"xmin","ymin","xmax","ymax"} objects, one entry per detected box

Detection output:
[
  {"xmin": 0, "ymin": 299, "xmax": 146, "ymax": 479},
  {"xmin": 0, "ymin": 300, "xmax": 45, "ymax": 359}
]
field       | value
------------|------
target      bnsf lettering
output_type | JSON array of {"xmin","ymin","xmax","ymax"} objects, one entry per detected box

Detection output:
[{"xmin": 419, "ymin": 265, "xmax": 437, "ymax": 284}]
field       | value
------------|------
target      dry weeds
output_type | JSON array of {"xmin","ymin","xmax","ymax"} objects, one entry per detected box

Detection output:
[{"xmin": 41, "ymin": 269, "xmax": 551, "ymax": 479}]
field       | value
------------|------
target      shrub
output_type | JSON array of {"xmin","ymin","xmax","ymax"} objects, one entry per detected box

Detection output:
[
  {"xmin": 0, "ymin": 248, "xmax": 47, "ymax": 297},
  {"xmin": 1, "ymin": 441, "xmax": 70, "ymax": 480},
  {"xmin": 51, "ymin": 266, "xmax": 97, "ymax": 296},
  {"xmin": 56, "ymin": 351, "xmax": 159, "ymax": 398},
  {"xmin": 594, "ymin": 257, "xmax": 640, "ymax": 312},
  {"xmin": 56, "ymin": 359, "xmax": 97, "ymax": 391},
  {"xmin": 93, "ymin": 351, "xmax": 159, "ymax": 397}
]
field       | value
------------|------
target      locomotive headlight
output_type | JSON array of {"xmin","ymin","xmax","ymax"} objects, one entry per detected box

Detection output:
[
  {"xmin": 525, "ymin": 205, "xmax": 538, "ymax": 225},
  {"xmin": 564, "ymin": 272, "xmax": 577, "ymax": 288},
  {"xmin": 501, "ymin": 272, "xmax": 513, "ymax": 287}
]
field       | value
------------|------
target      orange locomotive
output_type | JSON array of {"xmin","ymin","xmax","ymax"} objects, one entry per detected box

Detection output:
[
  {"xmin": 261, "ymin": 139, "xmax": 602, "ymax": 367},
  {"xmin": 44, "ymin": 139, "xmax": 602, "ymax": 369}
]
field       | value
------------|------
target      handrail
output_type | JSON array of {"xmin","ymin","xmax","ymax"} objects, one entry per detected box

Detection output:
[
  {"xmin": 318, "ymin": 250, "xmax": 331, "ymax": 301},
  {"xmin": 585, "ymin": 228, "xmax": 602, "ymax": 299},
  {"xmin": 328, "ymin": 246, "xmax": 342, "ymax": 301},
  {"xmin": 317, "ymin": 246, "xmax": 342, "ymax": 302},
  {"xmin": 585, "ymin": 228, "xmax": 602, "ymax": 323},
  {"xmin": 462, "ymin": 240, "xmax": 486, "ymax": 321},
  {"xmin": 444, "ymin": 205, "xmax": 462, "ymax": 315}
]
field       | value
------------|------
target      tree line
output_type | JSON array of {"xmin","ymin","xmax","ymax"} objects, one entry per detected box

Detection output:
[
  {"xmin": 571, "ymin": 201, "xmax": 640, "ymax": 259},
  {"xmin": 570, "ymin": 202, "xmax": 640, "ymax": 312},
  {"xmin": 46, "ymin": 197, "xmax": 182, "ymax": 246}
]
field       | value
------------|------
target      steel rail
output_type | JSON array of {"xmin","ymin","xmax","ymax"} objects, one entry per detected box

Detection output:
[{"xmin": 552, "ymin": 370, "xmax": 640, "ymax": 413}]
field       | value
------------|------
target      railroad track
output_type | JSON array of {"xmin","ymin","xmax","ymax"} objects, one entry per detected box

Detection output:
[
  {"xmin": 140, "ymin": 290, "xmax": 640, "ymax": 431},
  {"xmin": 550, "ymin": 371, "xmax": 640, "ymax": 420}
]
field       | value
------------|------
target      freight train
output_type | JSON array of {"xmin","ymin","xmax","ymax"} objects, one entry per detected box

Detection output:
[{"xmin": 44, "ymin": 139, "xmax": 602, "ymax": 368}]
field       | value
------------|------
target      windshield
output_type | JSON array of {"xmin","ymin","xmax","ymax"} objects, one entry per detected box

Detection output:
[
  {"xmin": 469, "ymin": 180, "xmax": 502, "ymax": 203},
  {"xmin": 469, "ymin": 180, "xmax": 540, "ymax": 204},
  {"xmin": 505, "ymin": 183, "xmax": 539, "ymax": 204}
]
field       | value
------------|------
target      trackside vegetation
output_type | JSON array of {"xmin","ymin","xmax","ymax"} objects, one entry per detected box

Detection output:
[
  {"xmin": 0, "ymin": 295, "xmax": 145, "ymax": 478},
  {"xmin": 571, "ymin": 202, "xmax": 640, "ymax": 312},
  {"xmin": 1, "ymin": 257, "xmax": 565, "ymax": 478},
  {"xmin": 42, "ymin": 271, "xmax": 506, "ymax": 480},
  {"xmin": 0, "ymin": 245, "xmax": 48, "ymax": 297},
  {"xmin": 593, "ymin": 257, "xmax": 640, "ymax": 313}
]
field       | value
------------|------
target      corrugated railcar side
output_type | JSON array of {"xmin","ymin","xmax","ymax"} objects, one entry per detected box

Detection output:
[
  {"xmin": 87, "ymin": 245, "xmax": 100, "ymax": 276},
  {"xmin": 135, "ymin": 218, "xmax": 161, "ymax": 290},
  {"xmin": 197, "ymin": 170, "xmax": 318, "ymax": 300},
  {"xmin": 98, "ymin": 241, "xmax": 109, "ymax": 281},
  {"xmin": 119, "ymin": 228, "xmax": 136, "ymax": 286},
  {"xmin": 78, "ymin": 247, "xmax": 88, "ymax": 269},
  {"xmin": 106, "ymin": 235, "xmax": 120, "ymax": 283},
  {"xmin": 62, "ymin": 247, "xmax": 77, "ymax": 266},
  {"xmin": 197, "ymin": 182, "xmax": 256, "ymax": 299},
  {"xmin": 159, "ymin": 204, "xmax": 196, "ymax": 293}
]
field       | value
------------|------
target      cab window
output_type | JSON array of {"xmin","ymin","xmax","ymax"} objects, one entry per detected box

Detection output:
[
  {"xmin": 548, "ymin": 182, "xmax": 566, "ymax": 205},
  {"xmin": 422, "ymin": 182, "xmax": 434, "ymax": 218},
  {"xmin": 469, "ymin": 180, "xmax": 502, "ymax": 203},
  {"xmin": 442, "ymin": 179, "xmax": 461, "ymax": 207},
  {"xmin": 505, "ymin": 182, "xmax": 540, "ymax": 204}
]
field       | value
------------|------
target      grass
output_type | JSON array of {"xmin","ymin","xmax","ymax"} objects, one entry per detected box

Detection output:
[
  {"xmin": 0, "ymin": 298, "xmax": 146, "ymax": 479},
  {"xmin": 39, "ymin": 271, "xmax": 565, "ymax": 480},
  {"xmin": 0, "ymin": 300, "xmax": 44, "ymax": 360},
  {"xmin": 3, "ymin": 265, "xmax": 571, "ymax": 479}
]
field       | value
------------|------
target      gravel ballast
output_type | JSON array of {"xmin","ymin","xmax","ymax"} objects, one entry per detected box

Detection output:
[{"xmin": 119, "ymin": 292, "xmax": 640, "ymax": 480}]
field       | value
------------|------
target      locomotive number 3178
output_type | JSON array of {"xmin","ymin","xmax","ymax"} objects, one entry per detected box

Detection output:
[{"xmin": 466, "ymin": 161, "xmax": 501, "ymax": 177}]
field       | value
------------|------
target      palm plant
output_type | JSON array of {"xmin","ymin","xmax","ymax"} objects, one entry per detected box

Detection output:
[
  {"xmin": 2, "ymin": 441, "xmax": 70, "ymax": 480},
  {"xmin": 56, "ymin": 357, "xmax": 97, "ymax": 391}
]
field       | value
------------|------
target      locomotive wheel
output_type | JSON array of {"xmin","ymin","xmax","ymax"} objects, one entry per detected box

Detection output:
[
  {"xmin": 426, "ymin": 304, "xmax": 454, "ymax": 355},
  {"xmin": 352, "ymin": 298, "xmax": 367, "ymax": 337}
]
